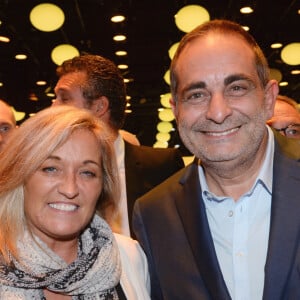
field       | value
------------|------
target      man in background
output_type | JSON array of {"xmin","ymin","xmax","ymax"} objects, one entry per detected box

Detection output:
[
  {"xmin": 267, "ymin": 95, "xmax": 300, "ymax": 160},
  {"xmin": 267, "ymin": 94, "xmax": 300, "ymax": 139},
  {"xmin": 0, "ymin": 99, "xmax": 16, "ymax": 151},
  {"xmin": 53, "ymin": 54, "xmax": 184, "ymax": 236}
]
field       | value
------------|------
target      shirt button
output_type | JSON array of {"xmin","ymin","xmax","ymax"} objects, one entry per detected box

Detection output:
[{"xmin": 228, "ymin": 210, "xmax": 234, "ymax": 217}]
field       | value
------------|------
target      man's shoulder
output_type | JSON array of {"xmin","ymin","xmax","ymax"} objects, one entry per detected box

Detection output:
[{"xmin": 136, "ymin": 165, "xmax": 190, "ymax": 205}]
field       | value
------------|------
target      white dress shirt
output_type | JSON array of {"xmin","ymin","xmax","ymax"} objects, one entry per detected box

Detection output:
[
  {"xmin": 115, "ymin": 233, "xmax": 151, "ymax": 300},
  {"xmin": 112, "ymin": 134, "xmax": 131, "ymax": 236},
  {"xmin": 199, "ymin": 126, "xmax": 274, "ymax": 300}
]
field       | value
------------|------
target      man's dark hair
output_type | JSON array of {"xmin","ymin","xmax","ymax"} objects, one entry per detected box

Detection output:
[{"xmin": 56, "ymin": 54, "xmax": 127, "ymax": 129}]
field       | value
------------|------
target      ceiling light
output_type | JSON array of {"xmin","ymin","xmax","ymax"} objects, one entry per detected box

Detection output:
[
  {"xmin": 15, "ymin": 54, "xmax": 27, "ymax": 60},
  {"xmin": 153, "ymin": 141, "xmax": 168, "ymax": 148},
  {"xmin": 11, "ymin": 107, "xmax": 25, "ymax": 121},
  {"xmin": 123, "ymin": 78, "xmax": 130, "ymax": 83},
  {"xmin": 269, "ymin": 68, "xmax": 282, "ymax": 82},
  {"xmin": 0, "ymin": 82, "xmax": 3, "ymax": 87},
  {"xmin": 163, "ymin": 70, "xmax": 170, "ymax": 85},
  {"xmin": 168, "ymin": 42, "xmax": 179, "ymax": 60},
  {"xmin": 175, "ymin": 5, "xmax": 210, "ymax": 33},
  {"xmin": 36, "ymin": 80, "xmax": 47, "ymax": 86},
  {"xmin": 160, "ymin": 93, "xmax": 171, "ymax": 108},
  {"xmin": 51, "ymin": 44, "xmax": 79, "ymax": 65},
  {"xmin": 30, "ymin": 3, "xmax": 65, "ymax": 32},
  {"xmin": 279, "ymin": 81, "xmax": 288, "ymax": 87},
  {"xmin": 280, "ymin": 43, "xmax": 300, "ymax": 65},
  {"xmin": 111, "ymin": 15, "xmax": 125, "ymax": 23},
  {"xmin": 158, "ymin": 108, "xmax": 175, "ymax": 122},
  {"xmin": 271, "ymin": 43, "xmax": 283, "ymax": 49},
  {"xmin": 291, "ymin": 69, "xmax": 300, "ymax": 75},
  {"xmin": 0, "ymin": 36, "xmax": 10, "ymax": 43},
  {"xmin": 242, "ymin": 26, "xmax": 250, "ymax": 31},
  {"xmin": 113, "ymin": 35, "xmax": 126, "ymax": 41},
  {"xmin": 115, "ymin": 50, "xmax": 127, "ymax": 56},
  {"xmin": 157, "ymin": 121, "xmax": 173, "ymax": 133},
  {"xmin": 118, "ymin": 64, "xmax": 128, "ymax": 69},
  {"xmin": 240, "ymin": 6, "xmax": 254, "ymax": 14},
  {"xmin": 126, "ymin": 95, "xmax": 131, "ymax": 100},
  {"xmin": 156, "ymin": 132, "xmax": 171, "ymax": 142}
]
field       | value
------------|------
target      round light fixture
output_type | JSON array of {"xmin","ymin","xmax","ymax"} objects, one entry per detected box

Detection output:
[
  {"xmin": 168, "ymin": 42, "xmax": 179, "ymax": 60},
  {"xmin": 269, "ymin": 68, "xmax": 282, "ymax": 82},
  {"xmin": 30, "ymin": 3, "xmax": 65, "ymax": 32},
  {"xmin": 163, "ymin": 69, "xmax": 170, "ymax": 85},
  {"xmin": 157, "ymin": 121, "xmax": 173, "ymax": 133},
  {"xmin": 153, "ymin": 141, "xmax": 168, "ymax": 148},
  {"xmin": 158, "ymin": 108, "xmax": 175, "ymax": 122},
  {"xmin": 156, "ymin": 132, "xmax": 171, "ymax": 142},
  {"xmin": 280, "ymin": 43, "xmax": 300, "ymax": 65},
  {"xmin": 175, "ymin": 5, "xmax": 210, "ymax": 33},
  {"xmin": 160, "ymin": 93, "xmax": 172, "ymax": 108},
  {"xmin": 51, "ymin": 44, "xmax": 79, "ymax": 65}
]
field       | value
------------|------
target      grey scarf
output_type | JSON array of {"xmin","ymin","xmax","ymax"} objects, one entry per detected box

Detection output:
[{"xmin": 0, "ymin": 214, "xmax": 122, "ymax": 299}]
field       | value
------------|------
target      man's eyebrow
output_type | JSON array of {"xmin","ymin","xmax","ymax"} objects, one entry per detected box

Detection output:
[
  {"xmin": 182, "ymin": 81, "xmax": 206, "ymax": 94},
  {"xmin": 224, "ymin": 74, "xmax": 253, "ymax": 85}
]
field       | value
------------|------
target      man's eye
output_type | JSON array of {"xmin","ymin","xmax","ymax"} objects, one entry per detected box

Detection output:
[{"xmin": 183, "ymin": 90, "xmax": 210, "ymax": 104}]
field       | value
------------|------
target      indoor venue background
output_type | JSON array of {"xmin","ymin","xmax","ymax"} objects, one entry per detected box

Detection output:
[{"xmin": 0, "ymin": 0, "xmax": 299, "ymax": 154}]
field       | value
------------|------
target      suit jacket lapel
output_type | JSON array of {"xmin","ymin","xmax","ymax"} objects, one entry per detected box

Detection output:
[
  {"xmin": 175, "ymin": 161, "xmax": 231, "ymax": 300},
  {"xmin": 263, "ymin": 145, "xmax": 300, "ymax": 299},
  {"xmin": 124, "ymin": 142, "xmax": 143, "ymax": 235}
]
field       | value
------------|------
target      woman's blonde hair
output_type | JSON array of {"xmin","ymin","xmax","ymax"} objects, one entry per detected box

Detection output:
[{"xmin": 0, "ymin": 105, "xmax": 120, "ymax": 263}]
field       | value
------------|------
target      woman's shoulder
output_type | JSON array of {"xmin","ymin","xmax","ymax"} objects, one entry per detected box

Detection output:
[{"xmin": 113, "ymin": 233, "xmax": 142, "ymax": 257}]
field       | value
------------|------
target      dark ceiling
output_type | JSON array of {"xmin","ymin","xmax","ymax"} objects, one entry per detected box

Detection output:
[{"xmin": 0, "ymin": 0, "xmax": 299, "ymax": 151}]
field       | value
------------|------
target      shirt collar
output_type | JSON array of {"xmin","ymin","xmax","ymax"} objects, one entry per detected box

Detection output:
[{"xmin": 114, "ymin": 132, "xmax": 125, "ymax": 169}]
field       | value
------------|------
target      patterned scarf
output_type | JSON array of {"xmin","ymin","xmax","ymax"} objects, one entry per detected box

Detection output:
[{"xmin": 0, "ymin": 214, "xmax": 122, "ymax": 299}]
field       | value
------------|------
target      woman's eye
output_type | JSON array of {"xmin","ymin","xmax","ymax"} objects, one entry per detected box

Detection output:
[
  {"xmin": 42, "ymin": 166, "xmax": 57, "ymax": 173},
  {"xmin": 81, "ymin": 170, "xmax": 96, "ymax": 177}
]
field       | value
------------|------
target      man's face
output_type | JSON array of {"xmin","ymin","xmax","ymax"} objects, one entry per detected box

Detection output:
[
  {"xmin": 171, "ymin": 33, "xmax": 277, "ymax": 170},
  {"xmin": 53, "ymin": 71, "xmax": 95, "ymax": 112},
  {"xmin": 0, "ymin": 102, "xmax": 16, "ymax": 151},
  {"xmin": 267, "ymin": 100, "xmax": 300, "ymax": 139}
]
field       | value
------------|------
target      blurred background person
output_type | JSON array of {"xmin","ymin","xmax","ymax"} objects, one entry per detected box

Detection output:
[
  {"xmin": 267, "ymin": 94, "xmax": 300, "ymax": 160},
  {"xmin": 0, "ymin": 106, "xmax": 150, "ymax": 299},
  {"xmin": 267, "ymin": 94, "xmax": 300, "ymax": 139},
  {"xmin": 0, "ymin": 99, "xmax": 16, "ymax": 151},
  {"xmin": 53, "ymin": 54, "xmax": 184, "ymax": 237}
]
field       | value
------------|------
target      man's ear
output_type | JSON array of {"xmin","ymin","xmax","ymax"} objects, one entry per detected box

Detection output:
[
  {"xmin": 92, "ymin": 96, "xmax": 109, "ymax": 117},
  {"xmin": 170, "ymin": 97, "xmax": 178, "ymax": 118},
  {"xmin": 264, "ymin": 79, "xmax": 279, "ymax": 120}
]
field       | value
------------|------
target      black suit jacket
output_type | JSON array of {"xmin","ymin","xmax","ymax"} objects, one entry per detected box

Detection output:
[
  {"xmin": 133, "ymin": 142, "xmax": 300, "ymax": 300},
  {"xmin": 124, "ymin": 141, "xmax": 184, "ymax": 235}
]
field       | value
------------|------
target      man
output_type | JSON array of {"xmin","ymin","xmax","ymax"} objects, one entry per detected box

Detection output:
[
  {"xmin": 267, "ymin": 95, "xmax": 300, "ymax": 160},
  {"xmin": 0, "ymin": 99, "xmax": 16, "ymax": 151},
  {"xmin": 53, "ymin": 54, "xmax": 184, "ymax": 236},
  {"xmin": 267, "ymin": 94, "xmax": 300, "ymax": 139},
  {"xmin": 133, "ymin": 20, "xmax": 300, "ymax": 299}
]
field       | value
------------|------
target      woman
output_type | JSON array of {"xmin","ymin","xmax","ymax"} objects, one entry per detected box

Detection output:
[{"xmin": 0, "ymin": 106, "xmax": 150, "ymax": 299}]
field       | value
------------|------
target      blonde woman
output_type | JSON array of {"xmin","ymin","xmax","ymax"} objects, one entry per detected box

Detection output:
[{"xmin": 0, "ymin": 106, "xmax": 150, "ymax": 299}]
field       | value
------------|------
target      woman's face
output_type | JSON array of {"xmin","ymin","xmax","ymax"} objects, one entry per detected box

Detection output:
[{"xmin": 24, "ymin": 129, "xmax": 103, "ymax": 246}]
